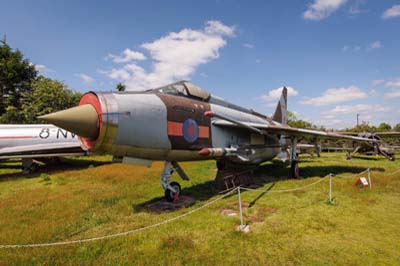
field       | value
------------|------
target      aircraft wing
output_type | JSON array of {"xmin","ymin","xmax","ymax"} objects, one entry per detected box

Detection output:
[
  {"xmin": 210, "ymin": 114, "xmax": 378, "ymax": 143},
  {"xmin": 0, "ymin": 142, "xmax": 86, "ymax": 159},
  {"xmin": 340, "ymin": 131, "xmax": 400, "ymax": 137}
]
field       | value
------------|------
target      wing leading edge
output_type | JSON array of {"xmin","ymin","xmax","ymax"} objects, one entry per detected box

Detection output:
[{"xmin": 208, "ymin": 113, "xmax": 378, "ymax": 143}]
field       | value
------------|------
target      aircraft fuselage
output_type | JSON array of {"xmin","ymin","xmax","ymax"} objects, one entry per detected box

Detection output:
[{"xmin": 71, "ymin": 83, "xmax": 282, "ymax": 164}]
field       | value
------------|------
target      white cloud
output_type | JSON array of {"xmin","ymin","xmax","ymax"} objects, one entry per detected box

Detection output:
[
  {"xmin": 318, "ymin": 104, "xmax": 391, "ymax": 128},
  {"xmin": 315, "ymin": 118, "xmax": 345, "ymax": 128},
  {"xmin": 385, "ymin": 89, "xmax": 400, "ymax": 98},
  {"xmin": 30, "ymin": 63, "xmax": 54, "ymax": 73},
  {"xmin": 385, "ymin": 79, "xmax": 400, "ymax": 89},
  {"xmin": 369, "ymin": 41, "xmax": 382, "ymax": 50},
  {"xmin": 243, "ymin": 43, "xmax": 254, "ymax": 49},
  {"xmin": 106, "ymin": 48, "xmax": 146, "ymax": 63},
  {"xmin": 326, "ymin": 104, "xmax": 391, "ymax": 115},
  {"xmin": 77, "ymin": 73, "xmax": 94, "ymax": 84},
  {"xmin": 204, "ymin": 20, "xmax": 235, "ymax": 36},
  {"xmin": 348, "ymin": 0, "xmax": 366, "ymax": 15},
  {"xmin": 342, "ymin": 42, "xmax": 383, "ymax": 53},
  {"xmin": 382, "ymin": 5, "xmax": 400, "ymax": 19},
  {"xmin": 303, "ymin": 0, "xmax": 347, "ymax": 20},
  {"xmin": 300, "ymin": 86, "xmax": 367, "ymax": 106},
  {"xmin": 104, "ymin": 20, "xmax": 235, "ymax": 91},
  {"xmin": 372, "ymin": 79, "xmax": 385, "ymax": 86},
  {"xmin": 261, "ymin": 86, "xmax": 298, "ymax": 102}
]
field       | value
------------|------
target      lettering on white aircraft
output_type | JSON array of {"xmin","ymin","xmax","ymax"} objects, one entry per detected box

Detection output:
[
  {"xmin": 39, "ymin": 128, "xmax": 50, "ymax": 139},
  {"xmin": 38, "ymin": 128, "xmax": 76, "ymax": 139},
  {"xmin": 57, "ymin": 128, "xmax": 76, "ymax": 139}
]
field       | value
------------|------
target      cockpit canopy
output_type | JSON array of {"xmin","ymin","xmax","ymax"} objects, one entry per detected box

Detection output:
[{"xmin": 155, "ymin": 81, "xmax": 210, "ymax": 101}]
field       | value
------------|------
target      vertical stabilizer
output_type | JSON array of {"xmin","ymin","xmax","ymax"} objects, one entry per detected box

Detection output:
[{"xmin": 272, "ymin": 87, "xmax": 287, "ymax": 124}]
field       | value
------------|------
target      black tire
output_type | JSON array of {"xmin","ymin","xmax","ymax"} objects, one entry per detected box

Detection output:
[
  {"xmin": 290, "ymin": 161, "xmax": 300, "ymax": 179},
  {"xmin": 165, "ymin": 182, "xmax": 181, "ymax": 202}
]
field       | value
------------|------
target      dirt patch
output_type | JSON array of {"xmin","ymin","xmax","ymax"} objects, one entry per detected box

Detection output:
[
  {"xmin": 229, "ymin": 201, "xmax": 250, "ymax": 209},
  {"xmin": 247, "ymin": 215, "xmax": 265, "ymax": 223},
  {"xmin": 221, "ymin": 209, "xmax": 237, "ymax": 217},
  {"xmin": 144, "ymin": 196, "xmax": 196, "ymax": 213},
  {"xmin": 257, "ymin": 206, "xmax": 278, "ymax": 215}
]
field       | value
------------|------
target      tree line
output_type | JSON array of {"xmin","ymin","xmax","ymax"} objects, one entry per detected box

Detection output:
[
  {"xmin": 1, "ymin": 38, "xmax": 399, "ymax": 133},
  {"xmin": 0, "ymin": 38, "xmax": 81, "ymax": 124}
]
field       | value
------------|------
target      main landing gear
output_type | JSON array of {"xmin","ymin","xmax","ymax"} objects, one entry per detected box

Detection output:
[
  {"xmin": 160, "ymin": 161, "xmax": 189, "ymax": 202},
  {"xmin": 289, "ymin": 137, "xmax": 300, "ymax": 179}
]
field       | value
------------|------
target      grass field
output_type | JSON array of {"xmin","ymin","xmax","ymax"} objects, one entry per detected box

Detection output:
[{"xmin": 0, "ymin": 152, "xmax": 399, "ymax": 266}]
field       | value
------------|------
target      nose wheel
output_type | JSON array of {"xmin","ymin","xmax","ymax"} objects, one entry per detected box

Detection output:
[
  {"xmin": 165, "ymin": 181, "xmax": 181, "ymax": 203},
  {"xmin": 161, "ymin": 161, "xmax": 184, "ymax": 202}
]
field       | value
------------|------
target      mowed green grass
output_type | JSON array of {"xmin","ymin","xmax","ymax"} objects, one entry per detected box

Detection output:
[{"xmin": 0, "ymin": 152, "xmax": 399, "ymax": 266}]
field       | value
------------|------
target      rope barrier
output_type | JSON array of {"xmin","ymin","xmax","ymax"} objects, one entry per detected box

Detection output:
[
  {"xmin": 335, "ymin": 169, "xmax": 369, "ymax": 179},
  {"xmin": 0, "ymin": 168, "xmax": 398, "ymax": 249},
  {"xmin": 0, "ymin": 188, "xmax": 238, "ymax": 249},
  {"xmin": 240, "ymin": 175, "xmax": 329, "ymax": 193},
  {"xmin": 383, "ymin": 168, "xmax": 400, "ymax": 176}
]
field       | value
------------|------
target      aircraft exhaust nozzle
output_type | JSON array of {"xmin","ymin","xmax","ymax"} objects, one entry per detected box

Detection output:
[{"xmin": 39, "ymin": 104, "xmax": 99, "ymax": 139}]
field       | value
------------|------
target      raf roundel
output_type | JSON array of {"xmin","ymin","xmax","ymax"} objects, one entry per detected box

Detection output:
[{"xmin": 182, "ymin": 118, "xmax": 199, "ymax": 143}]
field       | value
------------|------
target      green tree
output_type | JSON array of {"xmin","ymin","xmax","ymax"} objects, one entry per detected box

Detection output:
[
  {"xmin": 0, "ymin": 106, "xmax": 24, "ymax": 123},
  {"xmin": 393, "ymin": 123, "xmax": 400, "ymax": 132},
  {"xmin": 376, "ymin": 122, "xmax": 392, "ymax": 132},
  {"xmin": 345, "ymin": 122, "xmax": 376, "ymax": 133},
  {"xmin": 286, "ymin": 110, "xmax": 315, "ymax": 129},
  {"xmin": 116, "ymin": 82, "xmax": 126, "ymax": 92},
  {"xmin": 0, "ymin": 37, "xmax": 37, "ymax": 119},
  {"xmin": 22, "ymin": 76, "xmax": 81, "ymax": 123}
]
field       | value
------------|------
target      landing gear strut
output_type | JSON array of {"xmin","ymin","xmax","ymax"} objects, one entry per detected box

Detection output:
[
  {"xmin": 289, "ymin": 137, "xmax": 300, "ymax": 179},
  {"xmin": 160, "ymin": 161, "xmax": 183, "ymax": 202}
]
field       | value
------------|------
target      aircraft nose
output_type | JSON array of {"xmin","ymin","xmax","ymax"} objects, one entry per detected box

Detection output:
[{"xmin": 39, "ymin": 104, "xmax": 99, "ymax": 139}]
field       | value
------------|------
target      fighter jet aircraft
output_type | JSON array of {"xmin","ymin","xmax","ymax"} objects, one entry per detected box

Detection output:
[
  {"xmin": 341, "ymin": 132, "xmax": 399, "ymax": 161},
  {"xmin": 0, "ymin": 124, "xmax": 86, "ymax": 173},
  {"xmin": 40, "ymin": 81, "xmax": 377, "ymax": 202},
  {"xmin": 296, "ymin": 143, "xmax": 321, "ymax": 157}
]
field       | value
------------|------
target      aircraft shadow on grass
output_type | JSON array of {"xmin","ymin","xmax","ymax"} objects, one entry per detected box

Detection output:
[
  {"xmin": 133, "ymin": 161, "xmax": 385, "ymax": 213},
  {"xmin": 348, "ymin": 156, "xmax": 380, "ymax": 161},
  {"xmin": 0, "ymin": 157, "xmax": 112, "ymax": 181}
]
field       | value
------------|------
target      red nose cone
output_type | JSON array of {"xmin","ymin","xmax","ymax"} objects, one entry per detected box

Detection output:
[
  {"xmin": 204, "ymin": 111, "xmax": 214, "ymax": 117},
  {"xmin": 79, "ymin": 92, "xmax": 103, "ymax": 150},
  {"xmin": 198, "ymin": 148, "xmax": 211, "ymax": 156}
]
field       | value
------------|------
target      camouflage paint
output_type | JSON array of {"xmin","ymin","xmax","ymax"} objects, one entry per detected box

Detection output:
[{"xmin": 156, "ymin": 93, "xmax": 212, "ymax": 150}]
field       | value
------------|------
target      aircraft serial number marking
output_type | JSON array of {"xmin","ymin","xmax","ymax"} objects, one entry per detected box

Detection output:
[{"xmin": 39, "ymin": 128, "xmax": 76, "ymax": 139}]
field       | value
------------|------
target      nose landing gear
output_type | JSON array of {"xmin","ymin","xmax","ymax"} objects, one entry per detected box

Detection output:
[
  {"xmin": 160, "ymin": 161, "xmax": 187, "ymax": 202},
  {"xmin": 165, "ymin": 181, "xmax": 181, "ymax": 203}
]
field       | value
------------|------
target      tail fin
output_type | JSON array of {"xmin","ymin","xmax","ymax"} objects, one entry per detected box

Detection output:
[{"xmin": 272, "ymin": 86, "xmax": 287, "ymax": 125}]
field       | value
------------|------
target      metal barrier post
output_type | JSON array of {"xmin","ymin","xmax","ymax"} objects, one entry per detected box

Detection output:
[
  {"xmin": 368, "ymin": 168, "xmax": 371, "ymax": 190},
  {"xmin": 329, "ymin": 173, "xmax": 333, "ymax": 204},
  {"xmin": 238, "ymin": 186, "xmax": 244, "ymax": 229}
]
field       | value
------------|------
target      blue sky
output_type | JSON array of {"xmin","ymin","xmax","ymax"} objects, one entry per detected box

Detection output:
[{"xmin": 1, "ymin": 0, "xmax": 400, "ymax": 129}]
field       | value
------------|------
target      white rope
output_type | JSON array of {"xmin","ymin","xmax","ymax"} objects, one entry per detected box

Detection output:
[
  {"xmin": 336, "ymin": 168, "xmax": 400, "ymax": 179},
  {"xmin": 240, "ymin": 174, "xmax": 329, "ymax": 193},
  {"xmin": 383, "ymin": 168, "xmax": 400, "ymax": 176},
  {"xmin": 1, "ymin": 168, "xmax": 398, "ymax": 249},
  {"xmin": 0, "ymin": 188, "xmax": 238, "ymax": 249},
  {"xmin": 335, "ymin": 169, "xmax": 369, "ymax": 179}
]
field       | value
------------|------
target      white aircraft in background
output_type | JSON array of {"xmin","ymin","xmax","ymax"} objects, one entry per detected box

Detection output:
[{"xmin": 0, "ymin": 124, "xmax": 86, "ymax": 173}]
